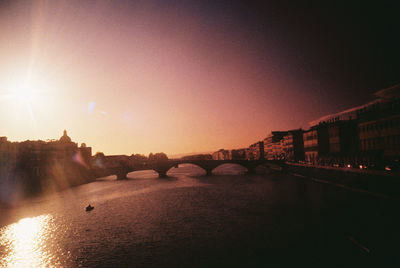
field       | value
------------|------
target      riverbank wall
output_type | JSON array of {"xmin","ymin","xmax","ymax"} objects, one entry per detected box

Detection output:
[{"xmin": 285, "ymin": 163, "xmax": 400, "ymax": 199}]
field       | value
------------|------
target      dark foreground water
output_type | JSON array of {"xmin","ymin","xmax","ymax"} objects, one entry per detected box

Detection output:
[{"xmin": 0, "ymin": 164, "xmax": 399, "ymax": 267}]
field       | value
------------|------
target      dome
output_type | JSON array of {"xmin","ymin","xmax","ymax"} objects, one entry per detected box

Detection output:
[{"xmin": 60, "ymin": 130, "xmax": 72, "ymax": 143}]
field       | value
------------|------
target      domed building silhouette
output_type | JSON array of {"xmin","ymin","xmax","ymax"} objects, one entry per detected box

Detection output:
[
  {"xmin": 55, "ymin": 130, "xmax": 92, "ymax": 166},
  {"xmin": 59, "ymin": 130, "xmax": 72, "ymax": 143}
]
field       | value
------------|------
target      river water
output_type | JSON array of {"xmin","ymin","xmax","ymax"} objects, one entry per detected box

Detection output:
[{"xmin": 0, "ymin": 164, "xmax": 399, "ymax": 267}]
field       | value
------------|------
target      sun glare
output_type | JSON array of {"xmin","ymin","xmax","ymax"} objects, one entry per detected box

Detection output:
[
  {"xmin": 11, "ymin": 75, "xmax": 44, "ymax": 102},
  {"xmin": 1, "ymin": 72, "xmax": 47, "ymax": 104},
  {"xmin": 0, "ymin": 215, "xmax": 55, "ymax": 267},
  {"xmin": 0, "ymin": 72, "xmax": 50, "ymax": 127},
  {"xmin": 13, "ymin": 82, "xmax": 36, "ymax": 103}
]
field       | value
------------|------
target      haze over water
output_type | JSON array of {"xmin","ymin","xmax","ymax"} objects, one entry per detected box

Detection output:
[{"xmin": 1, "ymin": 165, "xmax": 398, "ymax": 267}]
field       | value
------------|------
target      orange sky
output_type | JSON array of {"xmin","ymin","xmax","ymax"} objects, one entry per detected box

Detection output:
[{"xmin": 2, "ymin": 1, "xmax": 394, "ymax": 156}]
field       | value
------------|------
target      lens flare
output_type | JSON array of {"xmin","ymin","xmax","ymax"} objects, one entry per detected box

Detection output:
[{"xmin": 88, "ymin": 101, "xmax": 96, "ymax": 114}]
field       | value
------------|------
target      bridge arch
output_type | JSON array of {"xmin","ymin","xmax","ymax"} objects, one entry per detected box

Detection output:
[
  {"xmin": 90, "ymin": 159, "xmax": 286, "ymax": 180},
  {"xmin": 212, "ymin": 163, "xmax": 248, "ymax": 175},
  {"xmin": 167, "ymin": 163, "xmax": 207, "ymax": 177},
  {"xmin": 127, "ymin": 170, "xmax": 159, "ymax": 179}
]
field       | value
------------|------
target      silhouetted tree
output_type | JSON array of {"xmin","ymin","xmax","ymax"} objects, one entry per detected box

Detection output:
[
  {"xmin": 181, "ymin": 154, "xmax": 212, "ymax": 160},
  {"xmin": 130, "ymin": 154, "xmax": 147, "ymax": 164},
  {"xmin": 94, "ymin": 152, "xmax": 105, "ymax": 158},
  {"xmin": 93, "ymin": 152, "xmax": 105, "ymax": 168},
  {"xmin": 149, "ymin": 152, "xmax": 168, "ymax": 161}
]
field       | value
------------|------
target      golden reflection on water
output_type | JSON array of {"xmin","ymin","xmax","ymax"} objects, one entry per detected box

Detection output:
[{"xmin": 0, "ymin": 214, "xmax": 55, "ymax": 267}]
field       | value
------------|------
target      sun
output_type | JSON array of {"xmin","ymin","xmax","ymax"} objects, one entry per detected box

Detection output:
[
  {"xmin": 1, "ymin": 72, "xmax": 47, "ymax": 104},
  {"xmin": 13, "ymin": 81, "xmax": 36, "ymax": 103},
  {"xmin": 0, "ymin": 72, "xmax": 50, "ymax": 127}
]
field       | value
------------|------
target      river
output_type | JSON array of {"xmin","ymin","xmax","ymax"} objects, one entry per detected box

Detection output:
[{"xmin": 0, "ymin": 164, "xmax": 399, "ymax": 267}]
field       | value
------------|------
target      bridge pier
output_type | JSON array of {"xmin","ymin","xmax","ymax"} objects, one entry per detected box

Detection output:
[
  {"xmin": 116, "ymin": 173, "xmax": 127, "ymax": 180},
  {"xmin": 247, "ymin": 166, "xmax": 256, "ymax": 174},
  {"xmin": 154, "ymin": 162, "xmax": 172, "ymax": 178},
  {"xmin": 205, "ymin": 168, "xmax": 213, "ymax": 176},
  {"xmin": 158, "ymin": 171, "xmax": 168, "ymax": 178}
]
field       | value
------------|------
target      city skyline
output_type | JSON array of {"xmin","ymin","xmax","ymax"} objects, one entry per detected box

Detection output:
[
  {"xmin": 2, "ymin": 83, "xmax": 397, "ymax": 158},
  {"xmin": 1, "ymin": 1, "xmax": 399, "ymax": 155}
]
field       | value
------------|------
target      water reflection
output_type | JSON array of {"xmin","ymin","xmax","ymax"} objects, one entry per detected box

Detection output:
[{"xmin": 0, "ymin": 214, "xmax": 54, "ymax": 267}]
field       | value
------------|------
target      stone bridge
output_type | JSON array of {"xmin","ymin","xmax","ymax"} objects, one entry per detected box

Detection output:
[{"xmin": 90, "ymin": 159, "xmax": 285, "ymax": 180}]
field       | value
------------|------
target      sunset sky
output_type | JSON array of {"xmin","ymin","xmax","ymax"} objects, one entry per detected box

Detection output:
[{"xmin": 0, "ymin": 1, "xmax": 399, "ymax": 156}]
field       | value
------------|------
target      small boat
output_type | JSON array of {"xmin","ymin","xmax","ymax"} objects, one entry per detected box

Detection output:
[{"xmin": 86, "ymin": 204, "xmax": 94, "ymax": 212}]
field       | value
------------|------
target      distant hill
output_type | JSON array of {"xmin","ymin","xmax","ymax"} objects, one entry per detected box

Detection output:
[{"xmin": 168, "ymin": 151, "xmax": 214, "ymax": 159}]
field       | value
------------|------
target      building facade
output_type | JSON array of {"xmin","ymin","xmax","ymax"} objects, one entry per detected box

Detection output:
[
  {"xmin": 212, "ymin": 149, "xmax": 230, "ymax": 160},
  {"xmin": 263, "ymin": 131, "xmax": 287, "ymax": 160},
  {"xmin": 281, "ymin": 129, "xmax": 305, "ymax": 162},
  {"xmin": 0, "ymin": 131, "xmax": 92, "ymax": 186},
  {"xmin": 0, "ymin": 137, "xmax": 18, "ymax": 183},
  {"xmin": 357, "ymin": 96, "xmax": 400, "ymax": 166},
  {"xmin": 248, "ymin": 141, "xmax": 264, "ymax": 160},
  {"xmin": 229, "ymin": 148, "xmax": 247, "ymax": 160},
  {"xmin": 303, "ymin": 125, "xmax": 329, "ymax": 164}
]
